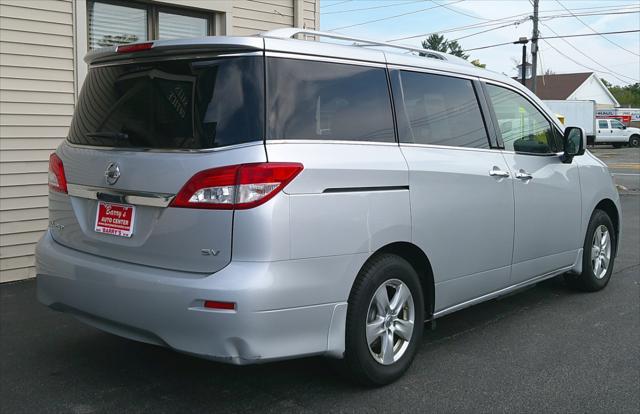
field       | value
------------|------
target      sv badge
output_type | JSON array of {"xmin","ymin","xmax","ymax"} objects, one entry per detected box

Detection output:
[{"xmin": 201, "ymin": 249, "xmax": 220, "ymax": 256}]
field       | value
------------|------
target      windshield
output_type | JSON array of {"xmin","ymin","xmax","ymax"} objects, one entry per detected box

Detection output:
[{"xmin": 67, "ymin": 56, "xmax": 264, "ymax": 149}]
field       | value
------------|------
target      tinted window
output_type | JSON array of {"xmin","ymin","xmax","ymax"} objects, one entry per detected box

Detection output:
[
  {"xmin": 393, "ymin": 71, "xmax": 489, "ymax": 148},
  {"xmin": 599, "ymin": 120, "xmax": 609, "ymax": 129},
  {"xmin": 486, "ymin": 84, "xmax": 559, "ymax": 154},
  {"xmin": 68, "ymin": 56, "xmax": 264, "ymax": 149},
  {"xmin": 267, "ymin": 58, "xmax": 395, "ymax": 142}
]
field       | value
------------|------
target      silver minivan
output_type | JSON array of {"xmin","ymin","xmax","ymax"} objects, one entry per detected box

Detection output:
[{"xmin": 37, "ymin": 29, "xmax": 621, "ymax": 385}]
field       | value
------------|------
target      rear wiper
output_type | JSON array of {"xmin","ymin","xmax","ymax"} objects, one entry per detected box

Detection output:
[{"xmin": 86, "ymin": 132, "xmax": 129, "ymax": 140}]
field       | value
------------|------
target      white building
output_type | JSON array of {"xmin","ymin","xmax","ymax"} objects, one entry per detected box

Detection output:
[
  {"xmin": 517, "ymin": 72, "xmax": 620, "ymax": 109},
  {"xmin": 0, "ymin": 0, "xmax": 319, "ymax": 282}
]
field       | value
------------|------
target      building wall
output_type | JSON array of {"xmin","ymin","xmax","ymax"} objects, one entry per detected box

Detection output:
[
  {"xmin": 1, "ymin": 0, "xmax": 76, "ymax": 283},
  {"xmin": 0, "ymin": 0, "xmax": 318, "ymax": 283},
  {"xmin": 569, "ymin": 75, "xmax": 618, "ymax": 109}
]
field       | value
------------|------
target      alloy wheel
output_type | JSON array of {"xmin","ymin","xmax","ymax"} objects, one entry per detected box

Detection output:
[
  {"xmin": 365, "ymin": 279, "xmax": 415, "ymax": 365},
  {"xmin": 591, "ymin": 225, "xmax": 611, "ymax": 279}
]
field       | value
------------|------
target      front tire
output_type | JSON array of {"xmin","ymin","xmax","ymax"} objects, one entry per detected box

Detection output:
[
  {"xmin": 564, "ymin": 209, "xmax": 616, "ymax": 291},
  {"xmin": 342, "ymin": 254, "xmax": 424, "ymax": 386},
  {"xmin": 629, "ymin": 135, "xmax": 640, "ymax": 148}
]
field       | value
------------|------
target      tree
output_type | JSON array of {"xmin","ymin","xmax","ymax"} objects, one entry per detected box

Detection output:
[
  {"xmin": 544, "ymin": 68, "xmax": 555, "ymax": 75},
  {"xmin": 601, "ymin": 78, "xmax": 640, "ymax": 107},
  {"xmin": 422, "ymin": 34, "xmax": 469, "ymax": 60}
]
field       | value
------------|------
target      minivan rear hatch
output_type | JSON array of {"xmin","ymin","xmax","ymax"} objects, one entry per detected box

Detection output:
[{"xmin": 50, "ymin": 49, "xmax": 265, "ymax": 273}]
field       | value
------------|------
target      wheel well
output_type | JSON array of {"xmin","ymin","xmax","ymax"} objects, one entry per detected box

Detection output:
[
  {"xmin": 595, "ymin": 199, "xmax": 620, "ymax": 251},
  {"xmin": 371, "ymin": 242, "xmax": 435, "ymax": 318}
]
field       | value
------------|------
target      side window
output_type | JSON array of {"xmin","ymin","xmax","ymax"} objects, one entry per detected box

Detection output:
[
  {"xmin": 486, "ymin": 84, "xmax": 558, "ymax": 154},
  {"xmin": 267, "ymin": 58, "xmax": 395, "ymax": 142},
  {"xmin": 599, "ymin": 120, "xmax": 609, "ymax": 129},
  {"xmin": 393, "ymin": 71, "xmax": 489, "ymax": 148},
  {"xmin": 611, "ymin": 120, "xmax": 624, "ymax": 129}
]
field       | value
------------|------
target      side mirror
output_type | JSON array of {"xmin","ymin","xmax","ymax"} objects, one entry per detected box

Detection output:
[
  {"xmin": 623, "ymin": 125, "xmax": 627, "ymax": 130},
  {"xmin": 562, "ymin": 126, "xmax": 585, "ymax": 163}
]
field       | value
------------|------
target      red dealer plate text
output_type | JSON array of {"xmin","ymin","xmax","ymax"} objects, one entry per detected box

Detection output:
[{"xmin": 94, "ymin": 201, "xmax": 135, "ymax": 238}]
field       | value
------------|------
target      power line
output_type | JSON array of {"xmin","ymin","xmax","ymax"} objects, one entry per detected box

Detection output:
[
  {"xmin": 540, "ymin": 23, "xmax": 637, "ymax": 84},
  {"xmin": 320, "ymin": 0, "xmax": 352, "ymax": 9},
  {"xmin": 542, "ymin": 39, "xmax": 638, "ymax": 84},
  {"xmin": 451, "ymin": 21, "xmax": 524, "ymax": 42},
  {"xmin": 323, "ymin": 0, "xmax": 425, "ymax": 15},
  {"xmin": 386, "ymin": 6, "xmax": 639, "ymax": 42},
  {"xmin": 429, "ymin": 0, "xmax": 495, "ymax": 21},
  {"xmin": 555, "ymin": 0, "xmax": 640, "ymax": 57},
  {"xmin": 326, "ymin": 0, "xmax": 465, "ymax": 32},
  {"xmin": 464, "ymin": 29, "xmax": 640, "ymax": 52}
]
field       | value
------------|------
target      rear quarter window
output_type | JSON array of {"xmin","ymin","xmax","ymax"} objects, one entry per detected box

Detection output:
[{"xmin": 267, "ymin": 58, "xmax": 395, "ymax": 143}]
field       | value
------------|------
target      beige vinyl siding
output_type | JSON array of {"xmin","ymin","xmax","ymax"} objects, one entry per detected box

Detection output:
[
  {"xmin": 232, "ymin": 0, "xmax": 318, "ymax": 36},
  {"xmin": 0, "ymin": 0, "xmax": 75, "ymax": 283}
]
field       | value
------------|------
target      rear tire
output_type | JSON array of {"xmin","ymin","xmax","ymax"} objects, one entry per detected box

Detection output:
[
  {"xmin": 612, "ymin": 143, "xmax": 623, "ymax": 149},
  {"xmin": 564, "ymin": 209, "xmax": 616, "ymax": 292},
  {"xmin": 342, "ymin": 254, "xmax": 424, "ymax": 386},
  {"xmin": 629, "ymin": 135, "xmax": 640, "ymax": 148}
]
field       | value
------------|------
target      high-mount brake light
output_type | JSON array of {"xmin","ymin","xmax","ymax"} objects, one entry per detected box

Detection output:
[
  {"xmin": 48, "ymin": 153, "xmax": 68, "ymax": 194},
  {"xmin": 116, "ymin": 42, "xmax": 154, "ymax": 53},
  {"xmin": 170, "ymin": 163, "xmax": 304, "ymax": 210}
]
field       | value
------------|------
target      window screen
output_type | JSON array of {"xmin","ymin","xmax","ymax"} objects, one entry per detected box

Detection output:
[
  {"xmin": 89, "ymin": 1, "xmax": 147, "ymax": 49},
  {"xmin": 159, "ymin": 11, "xmax": 208, "ymax": 40},
  {"xmin": 267, "ymin": 58, "xmax": 395, "ymax": 142},
  {"xmin": 393, "ymin": 71, "xmax": 489, "ymax": 148}
]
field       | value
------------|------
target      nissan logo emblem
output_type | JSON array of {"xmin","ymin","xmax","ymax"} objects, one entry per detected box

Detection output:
[{"xmin": 105, "ymin": 162, "xmax": 121, "ymax": 185}]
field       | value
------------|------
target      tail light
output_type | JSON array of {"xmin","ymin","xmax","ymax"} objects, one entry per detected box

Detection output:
[
  {"xmin": 116, "ymin": 42, "xmax": 153, "ymax": 53},
  {"xmin": 48, "ymin": 153, "xmax": 68, "ymax": 194},
  {"xmin": 170, "ymin": 163, "xmax": 303, "ymax": 210}
]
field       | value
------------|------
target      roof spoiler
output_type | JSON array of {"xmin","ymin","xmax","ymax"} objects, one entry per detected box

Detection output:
[{"xmin": 85, "ymin": 36, "xmax": 264, "ymax": 65}]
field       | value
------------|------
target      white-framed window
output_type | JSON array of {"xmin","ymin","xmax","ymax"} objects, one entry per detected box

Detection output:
[{"xmin": 88, "ymin": 0, "xmax": 214, "ymax": 50}]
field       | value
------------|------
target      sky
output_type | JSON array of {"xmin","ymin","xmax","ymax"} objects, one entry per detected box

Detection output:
[{"xmin": 319, "ymin": 0, "xmax": 640, "ymax": 86}]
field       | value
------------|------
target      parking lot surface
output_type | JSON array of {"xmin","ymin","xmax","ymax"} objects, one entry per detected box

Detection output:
[{"xmin": 1, "ymin": 148, "xmax": 639, "ymax": 414}]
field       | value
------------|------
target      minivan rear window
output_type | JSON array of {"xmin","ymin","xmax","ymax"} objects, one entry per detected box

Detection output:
[
  {"xmin": 267, "ymin": 58, "xmax": 395, "ymax": 143},
  {"xmin": 67, "ymin": 56, "xmax": 264, "ymax": 150}
]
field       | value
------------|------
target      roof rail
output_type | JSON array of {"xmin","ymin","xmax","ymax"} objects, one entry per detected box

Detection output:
[{"xmin": 259, "ymin": 28, "xmax": 471, "ymax": 65}]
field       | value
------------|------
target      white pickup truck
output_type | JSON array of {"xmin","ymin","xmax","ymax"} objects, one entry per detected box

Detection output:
[{"xmin": 595, "ymin": 118, "xmax": 640, "ymax": 147}]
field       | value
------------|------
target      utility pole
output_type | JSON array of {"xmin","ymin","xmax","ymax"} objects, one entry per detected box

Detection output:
[
  {"xmin": 514, "ymin": 37, "xmax": 528, "ymax": 86},
  {"xmin": 530, "ymin": 0, "xmax": 539, "ymax": 94}
]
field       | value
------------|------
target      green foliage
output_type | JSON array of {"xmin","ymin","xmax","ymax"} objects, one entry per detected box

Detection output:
[
  {"xmin": 421, "ymin": 33, "xmax": 475, "ymax": 64},
  {"xmin": 601, "ymin": 79, "xmax": 640, "ymax": 107}
]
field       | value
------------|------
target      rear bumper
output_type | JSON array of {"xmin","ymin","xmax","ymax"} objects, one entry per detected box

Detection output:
[{"xmin": 36, "ymin": 231, "xmax": 350, "ymax": 364}]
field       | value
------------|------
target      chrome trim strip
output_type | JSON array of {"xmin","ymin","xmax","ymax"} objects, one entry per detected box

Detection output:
[
  {"xmin": 386, "ymin": 64, "xmax": 478, "ymax": 81},
  {"xmin": 67, "ymin": 184, "xmax": 174, "ymax": 208},
  {"xmin": 64, "ymin": 140, "xmax": 264, "ymax": 153},
  {"xmin": 264, "ymin": 51, "xmax": 387, "ymax": 68},
  {"xmin": 430, "ymin": 265, "xmax": 574, "ymax": 320},
  {"xmin": 266, "ymin": 139, "xmax": 398, "ymax": 147},
  {"xmin": 400, "ymin": 143, "xmax": 499, "ymax": 154}
]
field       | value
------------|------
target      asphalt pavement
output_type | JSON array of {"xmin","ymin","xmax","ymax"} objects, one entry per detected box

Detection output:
[{"xmin": 1, "ymin": 148, "xmax": 639, "ymax": 414}]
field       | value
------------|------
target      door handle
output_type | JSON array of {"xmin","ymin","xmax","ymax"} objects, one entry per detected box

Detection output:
[
  {"xmin": 515, "ymin": 170, "xmax": 533, "ymax": 180},
  {"xmin": 489, "ymin": 167, "xmax": 510, "ymax": 177}
]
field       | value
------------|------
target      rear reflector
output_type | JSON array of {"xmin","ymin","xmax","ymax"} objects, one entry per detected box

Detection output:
[
  {"xmin": 116, "ymin": 42, "xmax": 153, "ymax": 53},
  {"xmin": 204, "ymin": 300, "xmax": 236, "ymax": 310},
  {"xmin": 48, "ymin": 153, "xmax": 68, "ymax": 194},
  {"xmin": 170, "ymin": 163, "xmax": 303, "ymax": 210}
]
